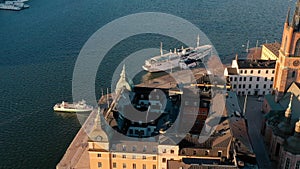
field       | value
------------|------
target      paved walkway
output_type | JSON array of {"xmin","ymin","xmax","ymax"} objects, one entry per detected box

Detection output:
[
  {"xmin": 56, "ymin": 110, "xmax": 97, "ymax": 169},
  {"xmin": 239, "ymin": 96, "xmax": 272, "ymax": 169}
]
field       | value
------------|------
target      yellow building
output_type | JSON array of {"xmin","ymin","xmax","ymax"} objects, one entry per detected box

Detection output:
[{"xmin": 260, "ymin": 42, "xmax": 280, "ymax": 60}]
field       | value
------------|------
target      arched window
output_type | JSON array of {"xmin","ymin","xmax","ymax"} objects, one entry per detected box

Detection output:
[
  {"xmin": 284, "ymin": 36, "xmax": 287, "ymax": 53},
  {"xmin": 292, "ymin": 71, "xmax": 296, "ymax": 78},
  {"xmin": 294, "ymin": 39, "xmax": 300, "ymax": 56}
]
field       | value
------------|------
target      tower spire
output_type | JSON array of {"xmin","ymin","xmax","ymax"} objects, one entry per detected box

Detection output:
[
  {"xmin": 285, "ymin": 94, "xmax": 293, "ymax": 118},
  {"xmin": 286, "ymin": 7, "xmax": 291, "ymax": 26}
]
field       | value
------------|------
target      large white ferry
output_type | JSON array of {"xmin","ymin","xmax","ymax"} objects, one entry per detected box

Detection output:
[
  {"xmin": 142, "ymin": 37, "xmax": 212, "ymax": 73},
  {"xmin": 53, "ymin": 100, "xmax": 93, "ymax": 113}
]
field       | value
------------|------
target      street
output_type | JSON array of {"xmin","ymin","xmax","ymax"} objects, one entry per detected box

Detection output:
[{"xmin": 239, "ymin": 96, "xmax": 272, "ymax": 169}]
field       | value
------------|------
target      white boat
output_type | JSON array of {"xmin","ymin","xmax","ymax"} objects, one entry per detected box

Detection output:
[
  {"xmin": 0, "ymin": 3, "xmax": 21, "ymax": 10},
  {"xmin": 53, "ymin": 100, "xmax": 93, "ymax": 113},
  {"xmin": 4, "ymin": 1, "xmax": 29, "ymax": 9},
  {"xmin": 142, "ymin": 44, "xmax": 212, "ymax": 73}
]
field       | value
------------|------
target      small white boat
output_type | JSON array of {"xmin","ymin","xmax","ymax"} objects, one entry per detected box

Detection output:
[{"xmin": 53, "ymin": 100, "xmax": 93, "ymax": 113}]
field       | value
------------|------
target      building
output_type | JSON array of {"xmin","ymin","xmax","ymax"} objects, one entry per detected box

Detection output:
[
  {"xmin": 261, "ymin": 88, "xmax": 300, "ymax": 168},
  {"xmin": 273, "ymin": 3, "xmax": 300, "ymax": 102},
  {"xmin": 260, "ymin": 42, "xmax": 281, "ymax": 60},
  {"xmin": 224, "ymin": 56, "xmax": 276, "ymax": 96},
  {"xmin": 87, "ymin": 67, "xmax": 256, "ymax": 169},
  {"xmin": 261, "ymin": 3, "xmax": 300, "ymax": 167}
]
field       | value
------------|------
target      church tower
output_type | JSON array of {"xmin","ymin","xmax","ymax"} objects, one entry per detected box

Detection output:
[{"xmin": 274, "ymin": 1, "xmax": 300, "ymax": 102}]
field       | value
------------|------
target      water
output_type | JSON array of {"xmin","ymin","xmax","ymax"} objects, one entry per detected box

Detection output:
[{"xmin": 0, "ymin": 0, "xmax": 290, "ymax": 168}]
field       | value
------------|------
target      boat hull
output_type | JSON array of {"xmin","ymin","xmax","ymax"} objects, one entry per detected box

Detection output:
[{"xmin": 53, "ymin": 107, "xmax": 93, "ymax": 113}]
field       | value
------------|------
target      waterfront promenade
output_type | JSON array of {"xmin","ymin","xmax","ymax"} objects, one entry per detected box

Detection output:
[{"xmin": 56, "ymin": 110, "xmax": 98, "ymax": 169}]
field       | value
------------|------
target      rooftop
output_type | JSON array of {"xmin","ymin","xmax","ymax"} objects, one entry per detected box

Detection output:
[
  {"xmin": 226, "ymin": 68, "xmax": 238, "ymax": 75},
  {"xmin": 236, "ymin": 59, "xmax": 276, "ymax": 69},
  {"xmin": 263, "ymin": 42, "xmax": 281, "ymax": 57}
]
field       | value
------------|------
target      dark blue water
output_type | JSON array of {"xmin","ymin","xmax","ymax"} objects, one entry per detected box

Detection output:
[{"xmin": 0, "ymin": 0, "xmax": 290, "ymax": 168}]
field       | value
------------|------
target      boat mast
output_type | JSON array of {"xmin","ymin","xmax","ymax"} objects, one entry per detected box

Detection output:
[
  {"xmin": 246, "ymin": 40, "xmax": 249, "ymax": 53},
  {"xmin": 197, "ymin": 34, "xmax": 200, "ymax": 47},
  {"xmin": 160, "ymin": 42, "xmax": 163, "ymax": 56}
]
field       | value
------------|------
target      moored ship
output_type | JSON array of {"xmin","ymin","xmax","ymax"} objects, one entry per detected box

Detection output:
[
  {"xmin": 142, "ymin": 36, "xmax": 212, "ymax": 73},
  {"xmin": 53, "ymin": 100, "xmax": 93, "ymax": 113}
]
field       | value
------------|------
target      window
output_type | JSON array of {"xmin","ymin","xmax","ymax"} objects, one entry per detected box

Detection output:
[
  {"xmin": 249, "ymin": 84, "xmax": 252, "ymax": 89},
  {"xmin": 205, "ymin": 150, "xmax": 209, "ymax": 155},
  {"xmin": 244, "ymin": 77, "xmax": 246, "ymax": 81},
  {"xmin": 163, "ymin": 149, "xmax": 166, "ymax": 153},
  {"xmin": 132, "ymin": 146, "xmax": 136, "ymax": 152},
  {"xmin": 153, "ymin": 165, "xmax": 156, "ymax": 169},
  {"xmin": 266, "ymin": 70, "xmax": 269, "ymax": 74},
  {"xmin": 263, "ymin": 84, "xmax": 266, "ymax": 88},
  {"xmin": 233, "ymin": 84, "xmax": 237, "ymax": 89},
  {"xmin": 258, "ymin": 70, "xmax": 261, "ymax": 74},
  {"xmin": 113, "ymin": 162, "xmax": 117, "ymax": 168},
  {"xmin": 294, "ymin": 39, "xmax": 300, "ymax": 56},
  {"xmin": 245, "ymin": 70, "xmax": 247, "ymax": 74},
  {"xmin": 234, "ymin": 77, "xmax": 237, "ymax": 81},
  {"xmin": 271, "ymin": 77, "xmax": 274, "ymax": 81},
  {"xmin": 143, "ymin": 146, "xmax": 147, "ymax": 152},
  {"xmin": 257, "ymin": 77, "xmax": 260, "ymax": 81},
  {"xmin": 248, "ymin": 91, "xmax": 251, "ymax": 95},
  {"xmin": 122, "ymin": 145, "xmax": 126, "ymax": 151},
  {"xmin": 264, "ymin": 77, "xmax": 267, "ymax": 81},
  {"xmin": 112, "ymin": 154, "xmax": 116, "ymax": 158},
  {"xmin": 256, "ymin": 84, "xmax": 259, "ymax": 88},
  {"xmin": 272, "ymin": 70, "xmax": 275, "ymax": 74},
  {"xmin": 250, "ymin": 77, "xmax": 252, "ymax": 81},
  {"xmin": 240, "ymin": 70, "xmax": 243, "ymax": 74},
  {"xmin": 218, "ymin": 151, "xmax": 222, "ymax": 157},
  {"xmin": 230, "ymin": 77, "xmax": 233, "ymax": 81},
  {"xmin": 239, "ymin": 84, "xmax": 241, "ymax": 89},
  {"xmin": 98, "ymin": 162, "xmax": 102, "ymax": 168},
  {"xmin": 285, "ymin": 158, "xmax": 290, "ymax": 169},
  {"xmin": 143, "ymin": 164, "xmax": 146, "ymax": 169},
  {"xmin": 193, "ymin": 150, "xmax": 196, "ymax": 155},
  {"xmin": 123, "ymin": 163, "xmax": 126, "ymax": 169},
  {"xmin": 270, "ymin": 84, "xmax": 273, "ymax": 88},
  {"xmin": 243, "ymin": 84, "xmax": 245, "ymax": 89},
  {"xmin": 162, "ymin": 158, "xmax": 166, "ymax": 163},
  {"xmin": 133, "ymin": 163, "xmax": 136, "ymax": 169},
  {"xmin": 122, "ymin": 155, "xmax": 126, "ymax": 159},
  {"xmin": 153, "ymin": 156, "xmax": 156, "ymax": 160},
  {"xmin": 292, "ymin": 71, "xmax": 296, "ymax": 78},
  {"xmin": 296, "ymin": 161, "xmax": 300, "ymax": 169},
  {"xmin": 132, "ymin": 155, "xmax": 136, "ymax": 159},
  {"xmin": 112, "ymin": 144, "xmax": 116, "ymax": 150},
  {"xmin": 97, "ymin": 153, "xmax": 101, "ymax": 157},
  {"xmin": 239, "ymin": 77, "xmax": 242, "ymax": 81},
  {"xmin": 142, "ymin": 156, "xmax": 146, "ymax": 160},
  {"xmin": 275, "ymin": 143, "xmax": 280, "ymax": 156},
  {"xmin": 170, "ymin": 150, "xmax": 174, "ymax": 154},
  {"xmin": 250, "ymin": 70, "xmax": 253, "ymax": 74}
]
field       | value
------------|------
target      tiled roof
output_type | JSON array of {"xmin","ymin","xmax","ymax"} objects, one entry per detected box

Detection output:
[
  {"xmin": 236, "ymin": 59, "xmax": 276, "ymax": 69},
  {"xmin": 263, "ymin": 42, "xmax": 281, "ymax": 57},
  {"xmin": 227, "ymin": 68, "xmax": 238, "ymax": 75}
]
